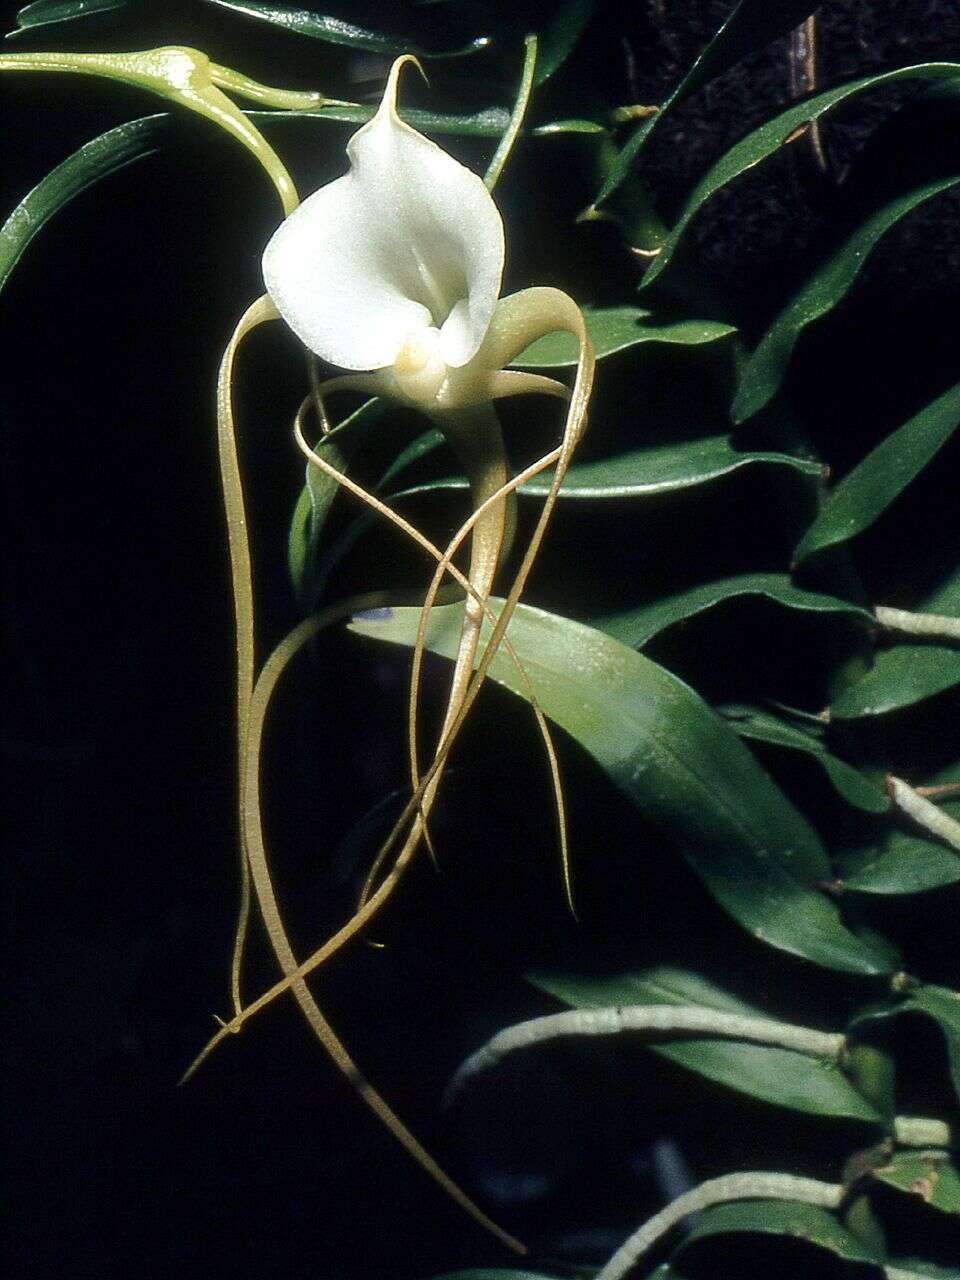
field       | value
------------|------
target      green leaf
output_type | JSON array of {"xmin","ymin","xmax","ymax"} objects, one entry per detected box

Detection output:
[
  {"xmin": 6, "ymin": 0, "xmax": 127, "ymax": 39},
  {"xmin": 0, "ymin": 114, "xmax": 165, "ymax": 296},
  {"xmin": 256, "ymin": 103, "xmax": 514, "ymax": 138},
  {"xmin": 842, "ymin": 763, "xmax": 960, "ymax": 894},
  {"xmin": 643, "ymin": 62, "xmax": 960, "ymax": 287},
  {"xmin": 872, "ymin": 1151, "xmax": 960, "ymax": 1215},
  {"xmin": 534, "ymin": 0, "xmax": 595, "ymax": 85},
  {"xmin": 349, "ymin": 602, "xmax": 898, "ymax": 975},
  {"xmin": 594, "ymin": 0, "xmax": 819, "ymax": 209},
  {"xmin": 677, "ymin": 1200, "xmax": 882, "ymax": 1266},
  {"xmin": 527, "ymin": 967, "xmax": 881, "ymax": 1122},
  {"xmin": 431, "ymin": 1274, "xmax": 563, "ymax": 1280},
  {"xmin": 831, "ymin": 569, "xmax": 960, "ymax": 719},
  {"xmin": 397, "ymin": 438, "xmax": 821, "ymax": 502},
  {"xmin": 733, "ymin": 176, "xmax": 960, "ymax": 424},
  {"xmin": 509, "ymin": 306, "xmax": 735, "ymax": 366},
  {"xmin": 794, "ymin": 381, "xmax": 960, "ymax": 567},
  {"xmin": 200, "ymin": 0, "xmax": 491, "ymax": 57},
  {"xmin": 852, "ymin": 983, "xmax": 960, "ymax": 1101},
  {"xmin": 886, "ymin": 1261, "xmax": 960, "ymax": 1280},
  {"xmin": 594, "ymin": 573, "xmax": 872, "ymax": 649},
  {"xmin": 718, "ymin": 705, "xmax": 889, "ymax": 815},
  {"xmin": 286, "ymin": 398, "xmax": 389, "ymax": 598}
]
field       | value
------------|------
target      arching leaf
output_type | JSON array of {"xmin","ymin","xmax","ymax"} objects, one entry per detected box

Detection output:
[
  {"xmin": 831, "ymin": 569, "xmax": 960, "ymax": 719},
  {"xmin": 872, "ymin": 1151, "xmax": 960, "ymax": 1215},
  {"xmin": 201, "ymin": 0, "xmax": 491, "ymax": 57},
  {"xmin": 852, "ymin": 984, "xmax": 960, "ymax": 1101},
  {"xmin": 510, "ymin": 305, "xmax": 735, "ymax": 366},
  {"xmin": 793, "ymin": 381, "xmax": 960, "ymax": 567},
  {"xmin": 6, "ymin": 0, "xmax": 127, "ymax": 39},
  {"xmin": 677, "ymin": 1201, "xmax": 882, "ymax": 1266},
  {"xmin": 595, "ymin": 574, "xmax": 872, "ymax": 648},
  {"xmin": 351, "ymin": 602, "xmax": 898, "ymax": 974},
  {"xmin": 642, "ymin": 63, "xmax": 960, "ymax": 288},
  {"xmin": 0, "ymin": 115, "xmax": 165, "ymax": 296},
  {"xmin": 733, "ymin": 177, "xmax": 960, "ymax": 424},
  {"xmin": 397, "ymin": 437, "xmax": 821, "ymax": 502},
  {"xmin": 527, "ymin": 968, "xmax": 881, "ymax": 1121},
  {"xmin": 594, "ymin": 0, "xmax": 820, "ymax": 209}
]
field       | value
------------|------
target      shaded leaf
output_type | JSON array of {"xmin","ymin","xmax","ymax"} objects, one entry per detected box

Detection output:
[
  {"xmin": 6, "ymin": 0, "xmax": 127, "ymax": 39},
  {"xmin": 872, "ymin": 1151, "xmax": 960, "ymax": 1215},
  {"xmin": 0, "ymin": 115, "xmax": 165, "ymax": 296},
  {"xmin": 643, "ymin": 62, "xmax": 960, "ymax": 287},
  {"xmin": 734, "ymin": 177, "xmax": 960, "ymax": 424},
  {"xmin": 397, "ymin": 438, "xmax": 821, "ymax": 502},
  {"xmin": 527, "ymin": 967, "xmax": 881, "ymax": 1121},
  {"xmin": 677, "ymin": 1200, "xmax": 882, "ymax": 1265},
  {"xmin": 794, "ymin": 381, "xmax": 960, "ymax": 566},
  {"xmin": 595, "ymin": 0, "xmax": 819, "ymax": 208},
  {"xmin": 201, "ymin": 0, "xmax": 491, "ymax": 57},
  {"xmin": 841, "ymin": 763, "xmax": 960, "ymax": 894},
  {"xmin": 350, "ymin": 602, "xmax": 898, "ymax": 974},
  {"xmin": 718, "ymin": 705, "xmax": 889, "ymax": 815},
  {"xmin": 831, "ymin": 570, "xmax": 960, "ymax": 719},
  {"xmin": 852, "ymin": 983, "xmax": 960, "ymax": 1101},
  {"xmin": 595, "ymin": 573, "xmax": 872, "ymax": 648},
  {"xmin": 510, "ymin": 306, "xmax": 735, "ymax": 366},
  {"xmin": 535, "ymin": 0, "xmax": 595, "ymax": 85},
  {"xmin": 885, "ymin": 1261, "xmax": 960, "ymax": 1279}
]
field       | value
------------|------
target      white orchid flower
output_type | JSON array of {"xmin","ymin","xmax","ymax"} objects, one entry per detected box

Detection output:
[{"xmin": 262, "ymin": 56, "xmax": 584, "ymax": 415}]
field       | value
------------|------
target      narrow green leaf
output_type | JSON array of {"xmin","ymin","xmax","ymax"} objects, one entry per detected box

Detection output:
[
  {"xmin": 0, "ymin": 114, "xmax": 165, "ymax": 296},
  {"xmin": 527, "ymin": 968, "xmax": 881, "ymax": 1121},
  {"xmin": 734, "ymin": 176, "xmax": 960, "ymax": 424},
  {"xmin": 872, "ymin": 1151, "xmax": 960, "ymax": 1215},
  {"xmin": 794, "ymin": 381, "xmax": 960, "ymax": 567},
  {"xmin": 6, "ymin": 0, "xmax": 127, "ymax": 39},
  {"xmin": 677, "ymin": 1200, "xmax": 882, "ymax": 1265},
  {"xmin": 595, "ymin": 573, "xmax": 872, "ymax": 649},
  {"xmin": 201, "ymin": 0, "xmax": 491, "ymax": 57},
  {"xmin": 643, "ymin": 62, "xmax": 960, "ymax": 287},
  {"xmin": 885, "ymin": 1261, "xmax": 960, "ymax": 1279},
  {"xmin": 842, "ymin": 763, "xmax": 960, "ymax": 894},
  {"xmin": 831, "ymin": 570, "xmax": 960, "ymax": 719},
  {"xmin": 350, "ymin": 602, "xmax": 898, "ymax": 974},
  {"xmin": 534, "ymin": 0, "xmax": 595, "ymax": 85},
  {"xmin": 255, "ymin": 103, "xmax": 512, "ymax": 138},
  {"xmin": 397, "ymin": 438, "xmax": 821, "ymax": 502},
  {"xmin": 510, "ymin": 305, "xmax": 735, "ymax": 366},
  {"xmin": 718, "ymin": 705, "xmax": 890, "ymax": 815},
  {"xmin": 595, "ymin": 0, "xmax": 819, "ymax": 208}
]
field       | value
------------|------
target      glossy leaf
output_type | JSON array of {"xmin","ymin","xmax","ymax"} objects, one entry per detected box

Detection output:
[
  {"xmin": 350, "ymin": 602, "xmax": 898, "ymax": 974},
  {"xmin": 595, "ymin": 0, "xmax": 819, "ymax": 208},
  {"xmin": 872, "ymin": 1151, "xmax": 960, "ymax": 1215},
  {"xmin": 6, "ymin": 0, "xmax": 127, "ymax": 38},
  {"xmin": 527, "ymin": 967, "xmax": 881, "ymax": 1121},
  {"xmin": 397, "ymin": 437, "xmax": 821, "ymax": 502},
  {"xmin": 885, "ymin": 1261, "xmax": 960, "ymax": 1279},
  {"xmin": 734, "ymin": 177, "xmax": 960, "ymax": 423},
  {"xmin": 718, "ymin": 705, "xmax": 889, "ymax": 815},
  {"xmin": 0, "ymin": 115, "xmax": 165, "ymax": 296},
  {"xmin": 643, "ymin": 62, "xmax": 960, "ymax": 287},
  {"xmin": 842, "ymin": 763, "xmax": 960, "ymax": 894},
  {"xmin": 257, "ymin": 104, "xmax": 602, "ymax": 139},
  {"xmin": 535, "ymin": 0, "xmax": 595, "ymax": 85},
  {"xmin": 201, "ymin": 0, "xmax": 490, "ymax": 57},
  {"xmin": 595, "ymin": 574, "xmax": 872, "ymax": 649},
  {"xmin": 677, "ymin": 1200, "xmax": 882, "ymax": 1266},
  {"xmin": 831, "ymin": 569, "xmax": 960, "ymax": 719},
  {"xmin": 794, "ymin": 381, "xmax": 960, "ymax": 566},
  {"xmin": 509, "ymin": 306, "xmax": 735, "ymax": 366}
]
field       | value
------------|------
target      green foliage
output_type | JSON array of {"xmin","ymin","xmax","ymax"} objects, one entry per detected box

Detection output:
[{"xmin": 6, "ymin": 0, "xmax": 128, "ymax": 40}]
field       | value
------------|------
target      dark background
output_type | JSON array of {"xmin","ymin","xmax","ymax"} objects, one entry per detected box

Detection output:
[{"xmin": 3, "ymin": 3, "xmax": 960, "ymax": 1277}]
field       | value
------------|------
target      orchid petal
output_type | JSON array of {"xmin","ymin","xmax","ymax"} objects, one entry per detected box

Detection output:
[{"xmin": 263, "ymin": 58, "xmax": 505, "ymax": 372}]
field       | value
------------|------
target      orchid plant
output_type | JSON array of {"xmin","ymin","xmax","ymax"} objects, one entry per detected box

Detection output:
[{"xmin": 6, "ymin": 4, "xmax": 960, "ymax": 1279}]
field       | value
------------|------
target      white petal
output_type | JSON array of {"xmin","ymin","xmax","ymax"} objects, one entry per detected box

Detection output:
[{"xmin": 262, "ymin": 58, "xmax": 504, "ymax": 372}]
